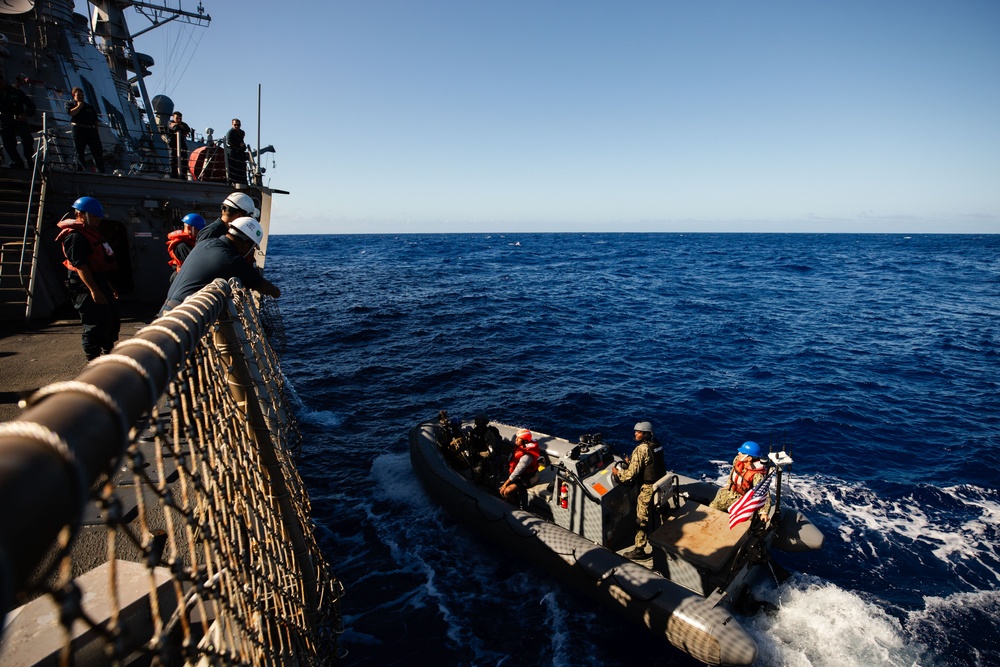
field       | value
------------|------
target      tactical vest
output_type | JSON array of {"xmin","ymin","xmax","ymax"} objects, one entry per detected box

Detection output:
[{"xmin": 641, "ymin": 438, "xmax": 666, "ymax": 484}]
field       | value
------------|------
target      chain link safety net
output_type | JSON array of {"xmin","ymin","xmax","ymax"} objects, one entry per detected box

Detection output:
[{"xmin": 0, "ymin": 281, "xmax": 345, "ymax": 665}]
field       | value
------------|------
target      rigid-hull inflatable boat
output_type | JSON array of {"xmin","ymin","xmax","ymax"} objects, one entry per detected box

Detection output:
[{"xmin": 409, "ymin": 418, "xmax": 824, "ymax": 666}]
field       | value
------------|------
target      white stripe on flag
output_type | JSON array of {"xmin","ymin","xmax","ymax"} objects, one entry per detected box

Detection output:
[{"xmin": 729, "ymin": 469, "xmax": 774, "ymax": 529}]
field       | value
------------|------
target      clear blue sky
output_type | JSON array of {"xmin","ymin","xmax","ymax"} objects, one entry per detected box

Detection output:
[{"xmin": 82, "ymin": 1, "xmax": 999, "ymax": 234}]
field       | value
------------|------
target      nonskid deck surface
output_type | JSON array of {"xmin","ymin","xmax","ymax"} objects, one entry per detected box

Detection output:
[
  {"xmin": 650, "ymin": 500, "xmax": 749, "ymax": 572},
  {"xmin": 0, "ymin": 304, "xmax": 159, "ymax": 423}
]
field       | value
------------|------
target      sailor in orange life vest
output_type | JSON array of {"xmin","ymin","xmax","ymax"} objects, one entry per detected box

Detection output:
[
  {"xmin": 165, "ymin": 213, "xmax": 206, "ymax": 280},
  {"xmin": 499, "ymin": 428, "xmax": 541, "ymax": 510},
  {"xmin": 160, "ymin": 216, "xmax": 280, "ymax": 315},
  {"xmin": 709, "ymin": 440, "xmax": 771, "ymax": 515},
  {"xmin": 612, "ymin": 421, "xmax": 666, "ymax": 560},
  {"xmin": 56, "ymin": 196, "xmax": 120, "ymax": 360}
]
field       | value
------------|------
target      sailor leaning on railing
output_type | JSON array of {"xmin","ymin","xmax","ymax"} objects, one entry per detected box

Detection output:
[
  {"xmin": 66, "ymin": 86, "xmax": 104, "ymax": 173},
  {"xmin": 161, "ymin": 206, "xmax": 280, "ymax": 315}
]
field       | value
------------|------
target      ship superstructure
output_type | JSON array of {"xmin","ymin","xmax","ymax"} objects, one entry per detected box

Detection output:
[{"xmin": 0, "ymin": 0, "xmax": 279, "ymax": 321}]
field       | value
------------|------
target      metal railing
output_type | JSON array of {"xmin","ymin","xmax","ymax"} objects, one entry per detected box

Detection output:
[{"xmin": 0, "ymin": 279, "xmax": 344, "ymax": 664}]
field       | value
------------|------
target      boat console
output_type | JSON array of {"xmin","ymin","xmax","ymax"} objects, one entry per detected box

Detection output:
[{"xmin": 548, "ymin": 437, "xmax": 636, "ymax": 549}]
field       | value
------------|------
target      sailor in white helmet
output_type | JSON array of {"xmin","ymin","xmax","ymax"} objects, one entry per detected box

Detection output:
[
  {"xmin": 160, "ymin": 215, "xmax": 279, "ymax": 314},
  {"xmin": 197, "ymin": 191, "xmax": 260, "ymax": 241}
]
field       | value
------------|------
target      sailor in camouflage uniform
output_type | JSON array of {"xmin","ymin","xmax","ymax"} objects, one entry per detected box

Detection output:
[{"xmin": 613, "ymin": 421, "xmax": 665, "ymax": 560}]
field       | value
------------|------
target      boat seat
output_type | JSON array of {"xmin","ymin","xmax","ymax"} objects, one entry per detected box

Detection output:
[
  {"xmin": 527, "ymin": 465, "xmax": 556, "ymax": 506},
  {"xmin": 651, "ymin": 473, "xmax": 680, "ymax": 512},
  {"xmin": 647, "ymin": 473, "xmax": 680, "ymax": 533},
  {"xmin": 648, "ymin": 499, "xmax": 750, "ymax": 573}
]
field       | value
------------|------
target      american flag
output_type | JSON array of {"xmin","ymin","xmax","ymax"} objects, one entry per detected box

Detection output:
[{"xmin": 728, "ymin": 468, "xmax": 775, "ymax": 529}]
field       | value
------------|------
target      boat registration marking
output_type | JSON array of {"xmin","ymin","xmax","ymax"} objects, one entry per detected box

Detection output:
[{"xmin": 134, "ymin": 231, "xmax": 153, "ymax": 238}]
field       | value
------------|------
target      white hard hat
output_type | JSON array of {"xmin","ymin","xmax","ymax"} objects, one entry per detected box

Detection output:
[
  {"xmin": 223, "ymin": 192, "xmax": 257, "ymax": 217},
  {"xmin": 228, "ymin": 216, "xmax": 263, "ymax": 247}
]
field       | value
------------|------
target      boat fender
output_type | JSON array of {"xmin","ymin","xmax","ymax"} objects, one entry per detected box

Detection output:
[
  {"xmin": 772, "ymin": 509, "xmax": 825, "ymax": 552},
  {"xmin": 668, "ymin": 596, "xmax": 758, "ymax": 666},
  {"xmin": 504, "ymin": 509, "xmax": 546, "ymax": 539},
  {"xmin": 463, "ymin": 492, "xmax": 506, "ymax": 523},
  {"xmin": 598, "ymin": 562, "xmax": 664, "ymax": 603}
]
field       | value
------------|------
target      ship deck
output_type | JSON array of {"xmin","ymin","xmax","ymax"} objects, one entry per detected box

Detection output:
[{"xmin": 0, "ymin": 304, "xmax": 158, "ymax": 423}]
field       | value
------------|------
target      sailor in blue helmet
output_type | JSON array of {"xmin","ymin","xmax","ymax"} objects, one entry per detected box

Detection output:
[
  {"xmin": 55, "ymin": 196, "xmax": 119, "ymax": 360},
  {"xmin": 160, "ymin": 215, "xmax": 279, "ymax": 314},
  {"xmin": 165, "ymin": 213, "xmax": 206, "ymax": 279},
  {"xmin": 710, "ymin": 441, "xmax": 770, "ymax": 514},
  {"xmin": 612, "ymin": 420, "xmax": 665, "ymax": 560}
]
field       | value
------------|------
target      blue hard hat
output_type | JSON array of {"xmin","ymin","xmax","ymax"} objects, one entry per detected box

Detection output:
[
  {"xmin": 182, "ymin": 213, "xmax": 206, "ymax": 230},
  {"xmin": 738, "ymin": 441, "xmax": 762, "ymax": 457},
  {"xmin": 72, "ymin": 196, "xmax": 104, "ymax": 218}
]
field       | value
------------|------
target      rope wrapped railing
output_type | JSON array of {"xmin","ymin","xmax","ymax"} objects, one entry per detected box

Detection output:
[{"xmin": 0, "ymin": 278, "xmax": 344, "ymax": 665}]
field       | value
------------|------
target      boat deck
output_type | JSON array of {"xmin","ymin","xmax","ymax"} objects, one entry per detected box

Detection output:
[{"xmin": 650, "ymin": 499, "xmax": 750, "ymax": 572}]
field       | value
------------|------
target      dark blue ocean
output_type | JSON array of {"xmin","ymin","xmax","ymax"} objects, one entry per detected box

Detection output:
[{"xmin": 265, "ymin": 233, "xmax": 1000, "ymax": 667}]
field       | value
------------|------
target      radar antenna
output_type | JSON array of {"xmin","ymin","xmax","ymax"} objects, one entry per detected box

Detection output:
[{"xmin": 129, "ymin": 1, "xmax": 212, "ymax": 38}]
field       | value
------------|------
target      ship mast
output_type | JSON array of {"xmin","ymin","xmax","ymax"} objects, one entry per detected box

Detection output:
[{"xmin": 82, "ymin": 1, "xmax": 211, "ymax": 138}]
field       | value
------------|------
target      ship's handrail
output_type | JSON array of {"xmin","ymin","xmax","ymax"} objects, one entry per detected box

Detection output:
[
  {"xmin": 36, "ymin": 108, "xmax": 172, "ymax": 176},
  {"xmin": 19, "ymin": 112, "xmax": 48, "ymax": 321},
  {"xmin": 0, "ymin": 279, "xmax": 344, "ymax": 664}
]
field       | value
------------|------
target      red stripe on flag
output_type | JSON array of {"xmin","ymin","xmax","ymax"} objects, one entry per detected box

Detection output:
[{"xmin": 728, "ymin": 469, "xmax": 774, "ymax": 529}]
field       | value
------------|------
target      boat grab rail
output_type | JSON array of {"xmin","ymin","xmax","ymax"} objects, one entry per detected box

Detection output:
[{"xmin": 553, "ymin": 462, "xmax": 607, "ymax": 504}]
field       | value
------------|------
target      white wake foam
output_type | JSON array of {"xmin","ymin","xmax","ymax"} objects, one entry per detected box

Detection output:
[
  {"xmin": 781, "ymin": 475, "xmax": 1000, "ymax": 585},
  {"xmin": 371, "ymin": 451, "xmax": 436, "ymax": 510},
  {"xmin": 298, "ymin": 408, "xmax": 346, "ymax": 429},
  {"xmin": 747, "ymin": 575, "xmax": 927, "ymax": 667}
]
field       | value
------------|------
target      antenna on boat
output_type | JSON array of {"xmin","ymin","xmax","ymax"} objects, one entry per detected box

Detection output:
[{"xmin": 768, "ymin": 437, "xmax": 793, "ymax": 522}]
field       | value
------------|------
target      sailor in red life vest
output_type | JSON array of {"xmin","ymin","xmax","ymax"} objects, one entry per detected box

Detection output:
[
  {"xmin": 56, "ymin": 196, "xmax": 119, "ymax": 360},
  {"xmin": 166, "ymin": 213, "xmax": 206, "ymax": 280},
  {"xmin": 499, "ymin": 428, "xmax": 541, "ymax": 510},
  {"xmin": 710, "ymin": 440, "xmax": 770, "ymax": 515}
]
